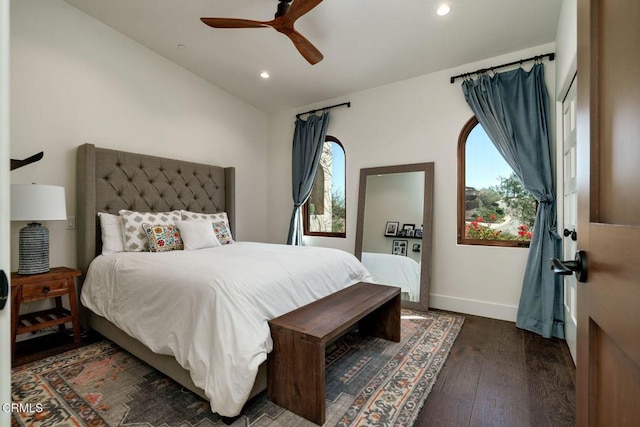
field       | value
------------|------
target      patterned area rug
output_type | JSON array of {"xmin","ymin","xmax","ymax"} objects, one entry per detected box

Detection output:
[{"xmin": 11, "ymin": 310, "xmax": 463, "ymax": 426}]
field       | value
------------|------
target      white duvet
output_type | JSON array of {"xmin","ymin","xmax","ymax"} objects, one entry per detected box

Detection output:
[
  {"xmin": 80, "ymin": 242, "xmax": 372, "ymax": 416},
  {"xmin": 361, "ymin": 252, "xmax": 420, "ymax": 301}
]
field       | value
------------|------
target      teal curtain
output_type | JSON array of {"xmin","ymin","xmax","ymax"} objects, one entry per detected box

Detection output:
[
  {"xmin": 462, "ymin": 64, "xmax": 563, "ymax": 339},
  {"xmin": 287, "ymin": 112, "xmax": 330, "ymax": 245}
]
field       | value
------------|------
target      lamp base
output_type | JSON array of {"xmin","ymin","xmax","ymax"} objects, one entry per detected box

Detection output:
[{"xmin": 18, "ymin": 222, "xmax": 50, "ymax": 275}]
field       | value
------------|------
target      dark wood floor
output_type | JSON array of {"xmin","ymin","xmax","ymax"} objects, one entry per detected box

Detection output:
[
  {"xmin": 417, "ymin": 313, "xmax": 576, "ymax": 427},
  {"xmin": 13, "ymin": 329, "xmax": 101, "ymax": 367},
  {"xmin": 14, "ymin": 313, "xmax": 576, "ymax": 427}
]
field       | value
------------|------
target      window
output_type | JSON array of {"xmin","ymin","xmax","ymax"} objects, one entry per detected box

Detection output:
[
  {"xmin": 457, "ymin": 117, "xmax": 536, "ymax": 247},
  {"xmin": 303, "ymin": 135, "xmax": 346, "ymax": 237}
]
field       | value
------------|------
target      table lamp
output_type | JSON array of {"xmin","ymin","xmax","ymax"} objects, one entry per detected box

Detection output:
[{"xmin": 11, "ymin": 184, "xmax": 67, "ymax": 275}]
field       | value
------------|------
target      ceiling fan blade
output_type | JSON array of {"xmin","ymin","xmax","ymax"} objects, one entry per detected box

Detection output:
[
  {"xmin": 200, "ymin": 17, "xmax": 270, "ymax": 29},
  {"xmin": 284, "ymin": 0, "xmax": 323, "ymax": 23},
  {"xmin": 282, "ymin": 29, "xmax": 324, "ymax": 64}
]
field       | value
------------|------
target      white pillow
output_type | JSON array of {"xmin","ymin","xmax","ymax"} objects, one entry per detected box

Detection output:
[
  {"xmin": 119, "ymin": 210, "xmax": 181, "ymax": 252},
  {"xmin": 180, "ymin": 210, "xmax": 234, "ymax": 244},
  {"xmin": 175, "ymin": 220, "xmax": 220, "ymax": 250},
  {"xmin": 98, "ymin": 212, "xmax": 125, "ymax": 255}
]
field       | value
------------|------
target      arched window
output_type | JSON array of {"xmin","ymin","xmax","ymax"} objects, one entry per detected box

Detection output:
[
  {"xmin": 303, "ymin": 135, "xmax": 346, "ymax": 238},
  {"xmin": 457, "ymin": 117, "xmax": 535, "ymax": 247}
]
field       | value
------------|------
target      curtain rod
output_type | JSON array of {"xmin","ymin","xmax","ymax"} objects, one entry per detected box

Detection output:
[
  {"xmin": 296, "ymin": 102, "xmax": 351, "ymax": 119},
  {"xmin": 449, "ymin": 52, "xmax": 555, "ymax": 84}
]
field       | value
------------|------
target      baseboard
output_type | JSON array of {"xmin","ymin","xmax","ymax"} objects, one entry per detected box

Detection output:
[{"xmin": 429, "ymin": 294, "xmax": 518, "ymax": 322}]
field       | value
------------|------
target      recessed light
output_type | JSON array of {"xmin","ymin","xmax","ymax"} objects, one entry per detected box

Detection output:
[
  {"xmin": 437, "ymin": 4, "xmax": 450, "ymax": 16},
  {"xmin": 260, "ymin": 71, "xmax": 270, "ymax": 79}
]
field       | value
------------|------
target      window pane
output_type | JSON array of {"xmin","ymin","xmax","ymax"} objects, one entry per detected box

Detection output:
[
  {"xmin": 464, "ymin": 124, "xmax": 535, "ymax": 242},
  {"xmin": 306, "ymin": 138, "xmax": 346, "ymax": 235}
]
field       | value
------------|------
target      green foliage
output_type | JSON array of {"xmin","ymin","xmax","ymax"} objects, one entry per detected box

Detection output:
[
  {"xmin": 471, "ymin": 207, "xmax": 504, "ymax": 223},
  {"xmin": 477, "ymin": 188, "xmax": 502, "ymax": 207},
  {"xmin": 331, "ymin": 190, "xmax": 346, "ymax": 232},
  {"xmin": 494, "ymin": 173, "xmax": 537, "ymax": 227},
  {"xmin": 465, "ymin": 173, "xmax": 535, "ymax": 242}
]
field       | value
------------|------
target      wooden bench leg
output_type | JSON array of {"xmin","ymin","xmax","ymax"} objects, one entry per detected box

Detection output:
[
  {"xmin": 268, "ymin": 327, "xmax": 326, "ymax": 425},
  {"xmin": 359, "ymin": 294, "xmax": 401, "ymax": 342}
]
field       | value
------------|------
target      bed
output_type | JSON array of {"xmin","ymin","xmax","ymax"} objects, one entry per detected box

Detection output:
[
  {"xmin": 360, "ymin": 252, "xmax": 420, "ymax": 301},
  {"xmin": 75, "ymin": 143, "xmax": 371, "ymax": 417}
]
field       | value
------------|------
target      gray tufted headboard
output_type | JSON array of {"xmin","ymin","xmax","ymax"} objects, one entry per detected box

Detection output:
[{"xmin": 76, "ymin": 143, "xmax": 235, "ymax": 277}]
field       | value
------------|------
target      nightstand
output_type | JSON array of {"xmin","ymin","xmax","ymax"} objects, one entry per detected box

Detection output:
[{"xmin": 11, "ymin": 267, "xmax": 82, "ymax": 360}]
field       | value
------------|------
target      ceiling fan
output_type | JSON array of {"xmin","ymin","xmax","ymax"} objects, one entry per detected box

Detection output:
[{"xmin": 201, "ymin": 0, "xmax": 324, "ymax": 65}]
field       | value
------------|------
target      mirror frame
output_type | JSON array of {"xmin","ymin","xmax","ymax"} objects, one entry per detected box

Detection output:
[{"xmin": 355, "ymin": 162, "xmax": 434, "ymax": 311}]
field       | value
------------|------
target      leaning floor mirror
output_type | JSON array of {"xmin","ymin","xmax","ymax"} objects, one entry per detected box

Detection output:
[{"xmin": 355, "ymin": 163, "xmax": 434, "ymax": 311}]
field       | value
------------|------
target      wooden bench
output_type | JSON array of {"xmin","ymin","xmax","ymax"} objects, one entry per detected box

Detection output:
[{"xmin": 267, "ymin": 282, "xmax": 401, "ymax": 425}]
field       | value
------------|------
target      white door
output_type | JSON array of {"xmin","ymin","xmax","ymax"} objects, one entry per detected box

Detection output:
[
  {"xmin": 561, "ymin": 76, "xmax": 578, "ymax": 363},
  {"xmin": 0, "ymin": 0, "xmax": 11, "ymax": 425}
]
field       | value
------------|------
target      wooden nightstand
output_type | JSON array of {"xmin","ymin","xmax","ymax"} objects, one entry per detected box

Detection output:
[{"xmin": 11, "ymin": 267, "xmax": 82, "ymax": 361}]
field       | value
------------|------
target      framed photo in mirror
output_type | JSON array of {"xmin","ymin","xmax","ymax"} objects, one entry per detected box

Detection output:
[
  {"xmin": 384, "ymin": 221, "xmax": 399, "ymax": 236},
  {"xmin": 402, "ymin": 224, "xmax": 415, "ymax": 232},
  {"xmin": 392, "ymin": 239, "xmax": 408, "ymax": 256}
]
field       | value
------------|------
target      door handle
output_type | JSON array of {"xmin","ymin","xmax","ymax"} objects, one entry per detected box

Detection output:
[
  {"xmin": 551, "ymin": 250, "xmax": 588, "ymax": 283},
  {"xmin": 0, "ymin": 270, "xmax": 8, "ymax": 310}
]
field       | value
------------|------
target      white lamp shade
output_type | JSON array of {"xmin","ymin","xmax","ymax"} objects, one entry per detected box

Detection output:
[{"xmin": 11, "ymin": 184, "xmax": 67, "ymax": 221}]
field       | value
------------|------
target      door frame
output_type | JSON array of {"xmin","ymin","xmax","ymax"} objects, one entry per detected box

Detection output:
[
  {"xmin": 576, "ymin": 1, "xmax": 593, "ymax": 423},
  {"xmin": 556, "ymin": 68, "xmax": 578, "ymax": 364},
  {"xmin": 576, "ymin": 0, "xmax": 598, "ymax": 425},
  {"xmin": 0, "ymin": 0, "xmax": 12, "ymax": 424}
]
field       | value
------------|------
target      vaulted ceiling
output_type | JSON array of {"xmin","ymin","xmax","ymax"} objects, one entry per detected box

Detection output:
[{"xmin": 63, "ymin": 0, "xmax": 562, "ymax": 113}]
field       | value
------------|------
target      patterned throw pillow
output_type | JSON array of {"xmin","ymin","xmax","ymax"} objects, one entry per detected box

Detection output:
[
  {"xmin": 180, "ymin": 210, "xmax": 234, "ymax": 244},
  {"xmin": 119, "ymin": 210, "xmax": 181, "ymax": 252},
  {"xmin": 141, "ymin": 223, "xmax": 184, "ymax": 252},
  {"xmin": 212, "ymin": 221, "xmax": 233, "ymax": 245}
]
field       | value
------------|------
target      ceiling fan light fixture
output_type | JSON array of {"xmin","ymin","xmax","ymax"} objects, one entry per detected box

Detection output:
[
  {"xmin": 437, "ymin": 4, "xmax": 451, "ymax": 16},
  {"xmin": 200, "ymin": 0, "xmax": 325, "ymax": 65}
]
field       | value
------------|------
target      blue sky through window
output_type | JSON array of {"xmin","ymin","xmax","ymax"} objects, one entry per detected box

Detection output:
[
  {"xmin": 465, "ymin": 124, "xmax": 512, "ymax": 189},
  {"xmin": 331, "ymin": 141, "xmax": 345, "ymax": 195}
]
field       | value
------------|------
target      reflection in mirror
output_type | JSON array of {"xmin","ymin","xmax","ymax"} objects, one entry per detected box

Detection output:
[
  {"xmin": 363, "ymin": 172, "xmax": 424, "ymax": 301},
  {"xmin": 355, "ymin": 163, "xmax": 434, "ymax": 311}
]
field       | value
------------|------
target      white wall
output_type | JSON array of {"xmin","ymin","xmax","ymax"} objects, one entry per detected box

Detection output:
[
  {"xmin": 555, "ymin": 0, "xmax": 577, "ymax": 98},
  {"xmin": 9, "ymin": 0, "xmax": 269, "ymax": 273},
  {"xmin": 268, "ymin": 43, "xmax": 556, "ymax": 321},
  {"xmin": 0, "ymin": 0, "xmax": 12, "ymax": 420}
]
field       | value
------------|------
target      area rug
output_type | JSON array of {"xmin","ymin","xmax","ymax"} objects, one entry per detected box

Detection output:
[{"xmin": 11, "ymin": 309, "xmax": 463, "ymax": 426}]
